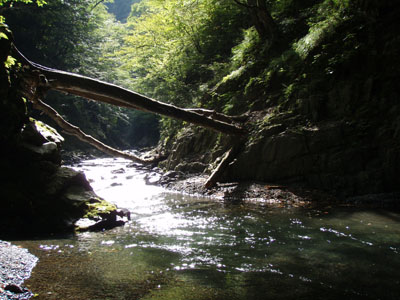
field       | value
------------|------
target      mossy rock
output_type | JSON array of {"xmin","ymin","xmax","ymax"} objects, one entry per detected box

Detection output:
[{"xmin": 83, "ymin": 198, "xmax": 117, "ymax": 220}]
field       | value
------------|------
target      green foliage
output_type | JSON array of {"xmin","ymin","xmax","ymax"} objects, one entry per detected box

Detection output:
[
  {"xmin": 118, "ymin": 0, "xmax": 247, "ymax": 106},
  {"xmin": 106, "ymin": 0, "xmax": 139, "ymax": 22},
  {"xmin": 4, "ymin": 0, "xmax": 381, "ymax": 152},
  {"xmin": 0, "ymin": 0, "xmax": 46, "ymax": 7},
  {"xmin": 3, "ymin": 52, "xmax": 16, "ymax": 68},
  {"xmin": 3, "ymin": 0, "xmax": 161, "ymax": 149},
  {"xmin": 0, "ymin": 0, "xmax": 46, "ymax": 22},
  {"xmin": 293, "ymin": 0, "xmax": 344, "ymax": 60},
  {"xmin": 3, "ymin": 0, "xmax": 99, "ymax": 69},
  {"xmin": 231, "ymin": 27, "xmax": 260, "ymax": 68},
  {"xmin": 126, "ymin": 110, "xmax": 160, "ymax": 148}
]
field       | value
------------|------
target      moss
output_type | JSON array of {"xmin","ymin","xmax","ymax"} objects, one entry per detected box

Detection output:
[
  {"xmin": 83, "ymin": 198, "xmax": 117, "ymax": 219},
  {"xmin": 220, "ymin": 66, "xmax": 245, "ymax": 84},
  {"xmin": 30, "ymin": 118, "xmax": 65, "ymax": 144}
]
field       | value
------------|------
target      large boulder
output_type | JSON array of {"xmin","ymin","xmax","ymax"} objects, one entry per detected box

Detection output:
[{"xmin": 0, "ymin": 26, "xmax": 123, "ymax": 237}]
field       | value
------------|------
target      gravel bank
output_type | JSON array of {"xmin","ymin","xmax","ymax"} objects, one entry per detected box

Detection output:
[
  {"xmin": 160, "ymin": 173, "xmax": 332, "ymax": 208},
  {"xmin": 0, "ymin": 241, "xmax": 38, "ymax": 300}
]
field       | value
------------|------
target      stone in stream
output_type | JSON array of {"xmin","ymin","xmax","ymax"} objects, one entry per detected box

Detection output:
[
  {"xmin": 111, "ymin": 168, "xmax": 125, "ymax": 174},
  {"xmin": 144, "ymin": 172, "xmax": 162, "ymax": 185},
  {"xmin": 116, "ymin": 208, "xmax": 131, "ymax": 220}
]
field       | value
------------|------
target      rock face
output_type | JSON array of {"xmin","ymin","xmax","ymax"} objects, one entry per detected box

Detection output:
[
  {"xmin": 225, "ymin": 119, "xmax": 399, "ymax": 197},
  {"xmin": 159, "ymin": 126, "xmax": 235, "ymax": 176},
  {"xmin": 160, "ymin": 4, "xmax": 400, "ymax": 198},
  {"xmin": 0, "ymin": 26, "xmax": 122, "ymax": 236}
]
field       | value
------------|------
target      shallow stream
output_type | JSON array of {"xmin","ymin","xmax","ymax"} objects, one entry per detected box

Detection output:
[{"xmin": 16, "ymin": 158, "xmax": 400, "ymax": 299}]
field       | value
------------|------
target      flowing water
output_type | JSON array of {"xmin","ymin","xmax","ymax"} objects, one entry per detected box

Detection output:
[{"xmin": 15, "ymin": 158, "xmax": 400, "ymax": 299}]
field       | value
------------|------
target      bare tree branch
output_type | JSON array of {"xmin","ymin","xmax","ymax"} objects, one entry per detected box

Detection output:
[
  {"xmin": 90, "ymin": 0, "xmax": 106, "ymax": 11},
  {"xmin": 27, "ymin": 86, "xmax": 160, "ymax": 163}
]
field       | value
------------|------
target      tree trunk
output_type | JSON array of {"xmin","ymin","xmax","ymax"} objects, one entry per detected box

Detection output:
[
  {"xmin": 247, "ymin": 0, "xmax": 277, "ymax": 42},
  {"xmin": 29, "ymin": 88, "xmax": 162, "ymax": 163},
  {"xmin": 233, "ymin": 0, "xmax": 278, "ymax": 42},
  {"xmin": 14, "ymin": 45, "xmax": 248, "ymax": 184},
  {"xmin": 14, "ymin": 46, "xmax": 246, "ymax": 136}
]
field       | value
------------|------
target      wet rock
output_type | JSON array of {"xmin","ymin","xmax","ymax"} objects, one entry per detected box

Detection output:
[
  {"xmin": 116, "ymin": 208, "xmax": 131, "ymax": 220},
  {"xmin": 151, "ymin": 167, "xmax": 162, "ymax": 173},
  {"xmin": 175, "ymin": 161, "xmax": 207, "ymax": 173},
  {"xmin": 159, "ymin": 127, "xmax": 219, "ymax": 171},
  {"xmin": 19, "ymin": 120, "xmax": 64, "ymax": 165},
  {"xmin": 62, "ymin": 151, "xmax": 94, "ymax": 165},
  {"xmin": 89, "ymin": 220, "xmax": 125, "ymax": 231},
  {"xmin": 4, "ymin": 284, "xmax": 24, "ymax": 294},
  {"xmin": 144, "ymin": 172, "xmax": 162, "ymax": 185},
  {"xmin": 111, "ymin": 168, "xmax": 125, "ymax": 174},
  {"xmin": 157, "ymin": 171, "xmax": 186, "ymax": 185},
  {"xmin": 45, "ymin": 167, "xmax": 92, "ymax": 196},
  {"xmin": 164, "ymin": 171, "xmax": 183, "ymax": 179},
  {"xmin": 126, "ymin": 162, "xmax": 142, "ymax": 169},
  {"xmin": 76, "ymin": 206, "xmax": 130, "ymax": 232},
  {"xmin": 219, "ymin": 119, "xmax": 400, "ymax": 197}
]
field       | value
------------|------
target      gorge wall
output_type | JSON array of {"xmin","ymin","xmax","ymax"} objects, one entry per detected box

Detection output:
[{"xmin": 161, "ymin": 2, "xmax": 400, "ymax": 198}]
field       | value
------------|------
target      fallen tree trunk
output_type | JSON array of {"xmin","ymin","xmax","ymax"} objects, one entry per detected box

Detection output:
[
  {"xmin": 184, "ymin": 108, "xmax": 249, "ymax": 124},
  {"xmin": 204, "ymin": 139, "xmax": 245, "ymax": 188},
  {"xmin": 29, "ymin": 89, "xmax": 159, "ymax": 163},
  {"xmin": 14, "ymin": 45, "xmax": 248, "ymax": 184},
  {"xmin": 13, "ymin": 46, "xmax": 246, "ymax": 136}
]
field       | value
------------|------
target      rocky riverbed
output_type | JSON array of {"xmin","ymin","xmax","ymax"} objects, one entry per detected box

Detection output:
[
  {"xmin": 0, "ymin": 241, "xmax": 37, "ymax": 300},
  {"xmin": 145, "ymin": 163, "xmax": 400, "ymax": 209}
]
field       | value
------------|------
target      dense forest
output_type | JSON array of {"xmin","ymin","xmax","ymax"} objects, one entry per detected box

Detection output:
[{"xmin": 1, "ymin": 0, "xmax": 400, "ymax": 234}]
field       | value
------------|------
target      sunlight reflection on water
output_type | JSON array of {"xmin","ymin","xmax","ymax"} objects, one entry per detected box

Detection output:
[
  {"xmin": 16, "ymin": 158, "xmax": 400, "ymax": 300},
  {"xmin": 72, "ymin": 157, "xmax": 164, "ymax": 208}
]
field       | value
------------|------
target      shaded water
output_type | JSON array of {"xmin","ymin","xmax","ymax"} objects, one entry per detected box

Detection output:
[{"xmin": 16, "ymin": 158, "xmax": 400, "ymax": 299}]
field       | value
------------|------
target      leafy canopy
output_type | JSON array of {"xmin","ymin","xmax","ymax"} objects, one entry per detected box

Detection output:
[{"xmin": 117, "ymin": 0, "xmax": 247, "ymax": 106}]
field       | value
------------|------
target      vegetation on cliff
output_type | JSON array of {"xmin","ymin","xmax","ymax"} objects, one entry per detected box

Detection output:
[
  {"xmin": 2, "ymin": 0, "xmax": 400, "ymax": 199},
  {"xmin": 120, "ymin": 0, "xmax": 400, "ymax": 197}
]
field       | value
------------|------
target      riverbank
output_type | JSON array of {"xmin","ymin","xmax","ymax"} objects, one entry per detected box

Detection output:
[
  {"xmin": 13, "ymin": 157, "xmax": 400, "ymax": 300},
  {"xmin": 144, "ymin": 166, "xmax": 400, "ymax": 209},
  {"xmin": 3, "ymin": 157, "xmax": 400, "ymax": 300},
  {"xmin": 0, "ymin": 241, "xmax": 37, "ymax": 300},
  {"xmin": 170, "ymin": 176, "xmax": 398, "ymax": 207},
  {"xmin": 70, "ymin": 153, "xmax": 400, "ymax": 209}
]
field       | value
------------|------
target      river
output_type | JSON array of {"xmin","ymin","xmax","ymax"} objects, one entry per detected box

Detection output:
[{"xmin": 15, "ymin": 158, "xmax": 400, "ymax": 299}]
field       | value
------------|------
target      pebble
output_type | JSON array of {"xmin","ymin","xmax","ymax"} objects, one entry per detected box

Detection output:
[{"xmin": 0, "ymin": 241, "xmax": 38, "ymax": 300}]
